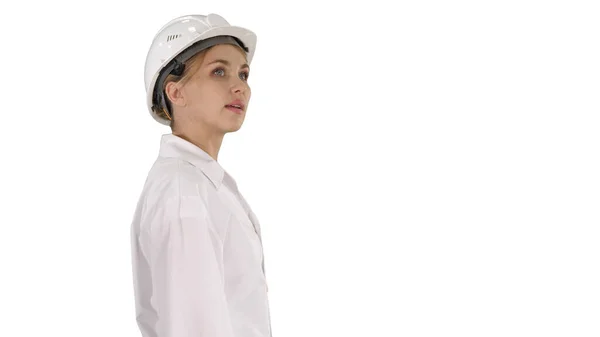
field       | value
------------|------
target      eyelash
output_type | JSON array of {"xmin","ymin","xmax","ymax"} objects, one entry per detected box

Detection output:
[{"xmin": 212, "ymin": 67, "xmax": 249, "ymax": 81}]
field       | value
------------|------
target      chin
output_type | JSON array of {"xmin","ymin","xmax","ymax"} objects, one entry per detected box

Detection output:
[{"xmin": 224, "ymin": 125, "xmax": 242, "ymax": 133}]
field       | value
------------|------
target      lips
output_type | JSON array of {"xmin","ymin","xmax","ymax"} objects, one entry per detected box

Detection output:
[
  {"xmin": 225, "ymin": 99, "xmax": 245, "ymax": 111},
  {"xmin": 225, "ymin": 105, "xmax": 243, "ymax": 114}
]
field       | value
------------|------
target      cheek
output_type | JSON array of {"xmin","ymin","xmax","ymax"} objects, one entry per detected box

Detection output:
[{"xmin": 185, "ymin": 85, "xmax": 220, "ymax": 109}]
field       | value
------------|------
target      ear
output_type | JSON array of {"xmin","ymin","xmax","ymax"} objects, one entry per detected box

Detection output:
[{"xmin": 164, "ymin": 81, "xmax": 186, "ymax": 108}]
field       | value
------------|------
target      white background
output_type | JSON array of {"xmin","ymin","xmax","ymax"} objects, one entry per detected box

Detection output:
[{"xmin": 0, "ymin": 0, "xmax": 598, "ymax": 336}]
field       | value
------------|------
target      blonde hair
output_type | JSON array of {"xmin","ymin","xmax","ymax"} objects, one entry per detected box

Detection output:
[{"xmin": 156, "ymin": 48, "xmax": 210, "ymax": 128}]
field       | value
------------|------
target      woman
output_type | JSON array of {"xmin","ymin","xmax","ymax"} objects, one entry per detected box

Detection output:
[{"xmin": 130, "ymin": 13, "xmax": 272, "ymax": 337}]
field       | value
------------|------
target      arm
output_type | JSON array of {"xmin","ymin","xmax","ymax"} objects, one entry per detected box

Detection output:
[{"xmin": 145, "ymin": 195, "xmax": 233, "ymax": 337}]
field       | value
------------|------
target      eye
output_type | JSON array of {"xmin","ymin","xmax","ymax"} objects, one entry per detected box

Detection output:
[
  {"xmin": 239, "ymin": 71, "xmax": 249, "ymax": 81},
  {"xmin": 213, "ymin": 68, "xmax": 225, "ymax": 76}
]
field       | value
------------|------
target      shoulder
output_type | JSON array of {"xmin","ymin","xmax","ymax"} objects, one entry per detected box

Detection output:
[
  {"xmin": 141, "ymin": 157, "xmax": 212, "ymax": 211},
  {"xmin": 136, "ymin": 157, "xmax": 215, "ymax": 236},
  {"xmin": 135, "ymin": 157, "xmax": 233, "ymax": 244}
]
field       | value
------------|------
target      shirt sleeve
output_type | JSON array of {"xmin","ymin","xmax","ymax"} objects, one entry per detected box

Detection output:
[{"xmin": 143, "ymin": 194, "xmax": 233, "ymax": 337}]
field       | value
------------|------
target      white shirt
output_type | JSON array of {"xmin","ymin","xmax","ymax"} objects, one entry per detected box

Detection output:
[{"xmin": 130, "ymin": 134, "xmax": 272, "ymax": 337}]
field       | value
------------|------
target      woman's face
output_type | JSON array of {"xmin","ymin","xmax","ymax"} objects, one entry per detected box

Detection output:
[{"xmin": 174, "ymin": 44, "xmax": 251, "ymax": 134}]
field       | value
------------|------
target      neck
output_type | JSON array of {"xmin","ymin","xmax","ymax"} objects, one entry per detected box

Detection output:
[{"xmin": 172, "ymin": 126, "xmax": 224, "ymax": 161}]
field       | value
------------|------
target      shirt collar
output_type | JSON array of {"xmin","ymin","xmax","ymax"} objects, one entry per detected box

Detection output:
[{"xmin": 158, "ymin": 133, "xmax": 235, "ymax": 190}]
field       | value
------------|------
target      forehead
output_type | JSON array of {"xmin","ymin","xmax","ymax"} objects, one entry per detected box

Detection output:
[{"xmin": 203, "ymin": 44, "xmax": 248, "ymax": 66}]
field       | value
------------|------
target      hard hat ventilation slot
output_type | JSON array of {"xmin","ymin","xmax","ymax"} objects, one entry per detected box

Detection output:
[{"xmin": 167, "ymin": 34, "xmax": 182, "ymax": 42}]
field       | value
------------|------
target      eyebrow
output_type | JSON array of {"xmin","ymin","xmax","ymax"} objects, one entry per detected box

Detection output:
[{"xmin": 206, "ymin": 59, "xmax": 249, "ymax": 70}]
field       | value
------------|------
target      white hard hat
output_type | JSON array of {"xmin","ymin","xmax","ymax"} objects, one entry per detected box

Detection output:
[{"xmin": 144, "ymin": 13, "xmax": 257, "ymax": 126}]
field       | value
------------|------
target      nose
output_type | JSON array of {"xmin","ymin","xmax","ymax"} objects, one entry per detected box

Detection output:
[{"xmin": 230, "ymin": 78, "xmax": 248, "ymax": 95}]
